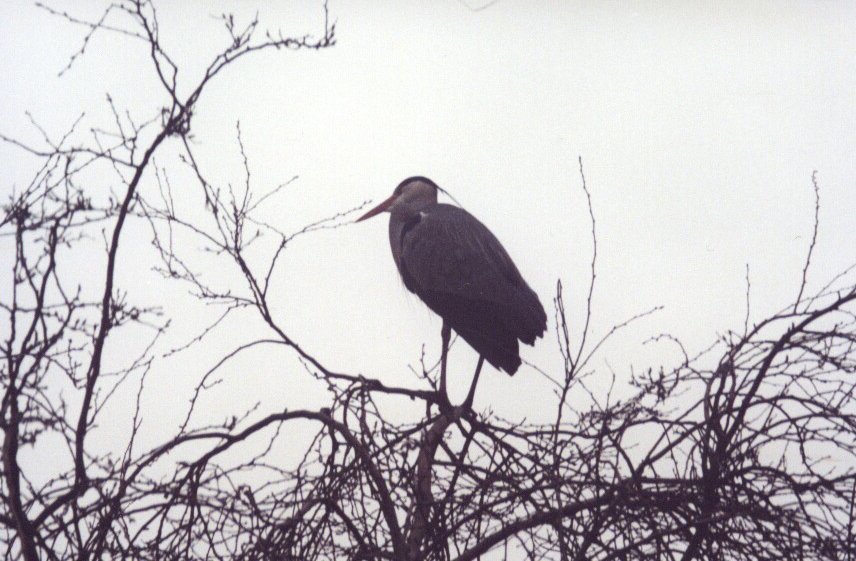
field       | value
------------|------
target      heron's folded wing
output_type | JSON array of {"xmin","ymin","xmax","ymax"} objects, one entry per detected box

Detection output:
[
  {"xmin": 400, "ymin": 205, "xmax": 546, "ymax": 343},
  {"xmin": 400, "ymin": 206, "xmax": 517, "ymax": 298}
]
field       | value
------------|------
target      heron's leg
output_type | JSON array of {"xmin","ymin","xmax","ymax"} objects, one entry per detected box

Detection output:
[
  {"xmin": 439, "ymin": 321, "xmax": 451, "ymax": 400},
  {"xmin": 463, "ymin": 356, "xmax": 485, "ymax": 410}
]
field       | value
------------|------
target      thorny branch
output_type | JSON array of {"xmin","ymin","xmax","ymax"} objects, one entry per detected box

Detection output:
[
  {"xmin": 2, "ymin": 2, "xmax": 336, "ymax": 560},
  {"xmin": 2, "ymin": 3, "xmax": 856, "ymax": 561}
]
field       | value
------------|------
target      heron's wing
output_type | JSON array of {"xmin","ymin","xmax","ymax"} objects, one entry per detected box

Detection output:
[
  {"xmin": 399, "ymin": 204, "xmax": 547, "ymax": 363},
  {"xmin": 400, "ymin": 205, "xmax": 522, "ymax": 301}
]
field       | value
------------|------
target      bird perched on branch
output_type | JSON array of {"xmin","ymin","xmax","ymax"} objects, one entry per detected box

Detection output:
[{"xmin": 357, "ymin": 176, "xmax": 546, "ymax": 400}]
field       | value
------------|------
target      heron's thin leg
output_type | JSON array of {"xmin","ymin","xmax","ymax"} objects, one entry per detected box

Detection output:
[
  {"xmin": 439, "ymin": 321, "xmax": 451, "ymax": 400},
  {"xmin": 463, "ymin": 356, "xmax": 485, "ymax": 409}
]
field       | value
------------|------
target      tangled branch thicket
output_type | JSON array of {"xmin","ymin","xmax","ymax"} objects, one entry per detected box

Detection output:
[{"xmin": 2, "ymin": 3, "xmax": 855, "ymax": 560}]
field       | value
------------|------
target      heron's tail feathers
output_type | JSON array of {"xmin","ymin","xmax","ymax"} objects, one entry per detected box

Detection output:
[
  {"xmin": 421, "ymin": 289, "xmax": 545, "ymax": 376},
  {"xmin": 511, "ymin": 286, "xmax": 548, "ymax": 346},
  {"xmin": 456, "ymin": 326, "xmax": 522, "ymax": 375}
]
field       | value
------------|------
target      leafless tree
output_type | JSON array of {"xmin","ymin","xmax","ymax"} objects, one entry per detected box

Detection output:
[{"xmin": 2, "ymin": 3, "xmax": 855, "ymax": 561}]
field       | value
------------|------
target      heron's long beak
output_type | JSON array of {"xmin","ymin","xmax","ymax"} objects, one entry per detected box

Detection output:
[{"xmin": 356, "ymin": 194, "xmax": 398, "ymax": 222}]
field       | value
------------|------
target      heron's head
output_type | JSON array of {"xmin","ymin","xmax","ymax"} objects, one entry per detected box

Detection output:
[{"xmin": 357, "ymin": 176, "xmax": 439, "ymax": 222}]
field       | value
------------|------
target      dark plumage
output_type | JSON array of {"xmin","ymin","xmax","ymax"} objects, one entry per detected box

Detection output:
[
  {"xmin": 397, "ymin": 203, "xmax": 545, "ymax": 373},
  {"xmin": 359, "ymin": 177, "xmax": 547, "ymax": 375}
]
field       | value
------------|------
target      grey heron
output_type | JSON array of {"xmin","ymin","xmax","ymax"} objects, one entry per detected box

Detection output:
[{"xmin": 357, "ymin": 176, "xmax": 547, "ymax": 401}]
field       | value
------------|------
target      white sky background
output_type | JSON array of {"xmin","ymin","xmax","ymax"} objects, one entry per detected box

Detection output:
[{"xmin": 2, "ymin": 0, "xmax": 856, "ymax": 473}]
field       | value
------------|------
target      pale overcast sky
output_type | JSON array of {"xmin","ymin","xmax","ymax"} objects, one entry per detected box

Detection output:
[{"xmin": 2, "ymin": 1, "xmax": 856, "ymax": 456}]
